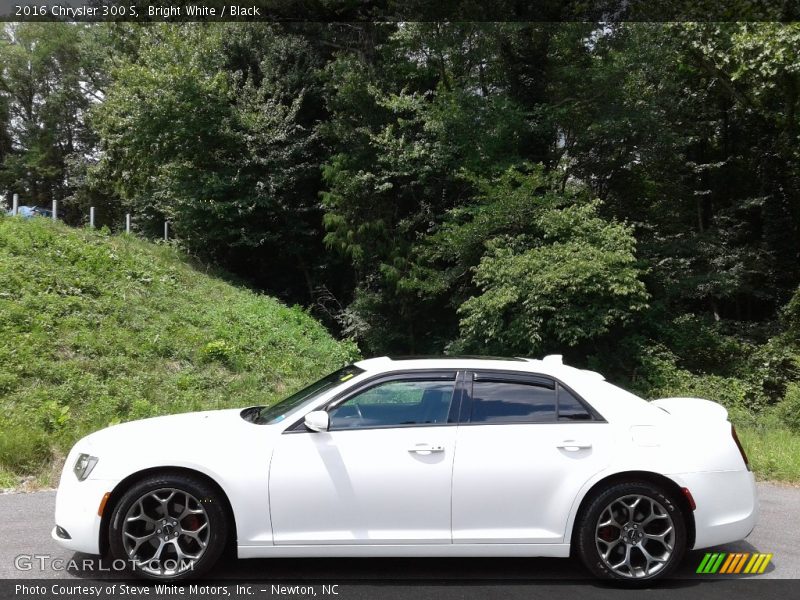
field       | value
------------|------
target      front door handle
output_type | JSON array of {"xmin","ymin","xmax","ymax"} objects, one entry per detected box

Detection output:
[
  {"xmin": 557, "ymin": 440, "xmax": 592, "ymax": 451},
  {"xmin": 408, "ymin": 444, "xmax": 444, "ymax": 454}
]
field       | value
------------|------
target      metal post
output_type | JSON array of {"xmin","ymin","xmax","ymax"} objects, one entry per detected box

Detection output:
[
  {"xmin": 89, "ymin": 206, "xmax": 95, "ymax": 228},
  {"xmin": 52, "ymin": 199, "xmax": 57, "ymax": 221},
  {"xmin": 164, "ymin": 221, "xmax": 169, "ymax": 241},
  {"xmin": 12, "ymin": 193, "xmax": 19, "ymax": 216},
  {"xmin": 125, "ymin": 213, "xmax": 131, "ymax": 234}
]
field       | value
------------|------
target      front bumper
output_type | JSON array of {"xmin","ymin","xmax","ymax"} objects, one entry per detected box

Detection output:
[
  {"xmin": 52, "ymin": 475, "xmax": 113, "ymax": 555},
  {"xmin": 672, "ymin": 470, "xmax": 758, "ymax": 549}
]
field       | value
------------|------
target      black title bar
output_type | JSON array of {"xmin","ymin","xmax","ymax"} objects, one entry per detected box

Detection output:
[{"xmin": 0, "ymin": 0, "xmax": 799, "ymax": 22}]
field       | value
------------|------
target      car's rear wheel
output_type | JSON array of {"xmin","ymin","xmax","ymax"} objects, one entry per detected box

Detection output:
[
  {"xmin": 576, "ymin": 481, "xmax": 687, "ymax": 583},
  {"xmin": 109, "ymin": 474, "xmax": 229, "ymax": 580}
]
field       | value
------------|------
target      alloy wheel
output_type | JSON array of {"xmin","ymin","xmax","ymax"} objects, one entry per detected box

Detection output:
[
  {"xmin": 121, "ymin": 487, "xmax": 210, "ymax": 577},
  {"xmin": 594, "ymin": 493, "xmax": 675, "ymax": 579}
]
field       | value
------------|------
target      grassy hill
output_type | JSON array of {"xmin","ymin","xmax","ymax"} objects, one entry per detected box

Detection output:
[{"xmin": 0, "ymin": 216, "xmax": 359, "ymax": 488}]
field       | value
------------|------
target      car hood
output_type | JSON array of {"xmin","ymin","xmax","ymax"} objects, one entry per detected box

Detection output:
[
  {"xmin": 83, "ymin": 408, "xmax": 244, "ymax": 446},
  {"xmin": 73, "ymin": 408, "xmax": 279, "ymax": 481}
]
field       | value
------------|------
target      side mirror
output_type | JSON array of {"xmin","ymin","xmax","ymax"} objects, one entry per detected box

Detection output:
[{"xmin": 304, "ymin": 411, "xmax": 329, "ymax": 432}]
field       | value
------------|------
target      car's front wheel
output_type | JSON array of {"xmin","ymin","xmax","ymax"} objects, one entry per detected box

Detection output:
[
  {"xmin": 109, "ymin": 473, "xmax": 229, "ymax": 580},
  {"xmin": 575, "ymin": 481, "xmax": 687, "ymax": 583}
]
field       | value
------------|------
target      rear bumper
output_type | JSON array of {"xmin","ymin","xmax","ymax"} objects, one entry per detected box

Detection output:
[{"xmin": 672, "ymin": 470, "xmax": 758, "ymax": 549}]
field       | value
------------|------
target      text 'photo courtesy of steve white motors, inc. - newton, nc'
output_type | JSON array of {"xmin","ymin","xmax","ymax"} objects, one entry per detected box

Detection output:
[
  {"xmin": 13, "ymin": 583, "xmax": 339, "ymax": 597},
  {"xmin": 11, "ymin": 3, "xmax": 263, "ymax": 18}
]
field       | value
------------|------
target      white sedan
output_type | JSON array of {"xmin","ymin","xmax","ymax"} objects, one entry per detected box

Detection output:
[{"xmin": 53, "ymin": 355, "xmax": 757, "ymax": 583}]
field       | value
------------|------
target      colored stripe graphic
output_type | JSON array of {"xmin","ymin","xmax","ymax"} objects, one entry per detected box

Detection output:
[
  {"xmin": 698, "ymin": 552, "xmax": 772, "ymax": 575},
  {"xmin": 696, "ymin": 553, "xmax": 713, "ymax": 573},
  {"xmin": 744, "ymin": 554, "xmax": 760, "ymax": 573},
  {"xmin": 752, "ymin": 554, "xmax": 766, "ymax": 573},
  {"xmin": 757, "ymin": 554, "xmax": 773, "ymax": 573},
  {"xmin": 733, "ymin": 553, "xmax": 750, "ymax": 573},
  {"xmin": 720, "ymin": 553, "xmax": 737, "ymax": 573},
  {"xmin": 711, "ymin": 553, "xmax": 726, "ymax": 573},
  {"xmin": 697, "ymin": 553, "xmax": 727, "ymax": 574}
]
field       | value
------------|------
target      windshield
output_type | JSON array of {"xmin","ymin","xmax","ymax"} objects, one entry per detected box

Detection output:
[{"xmin": 253, "ymin": 365, "xmax": 364, "ymax": 425}]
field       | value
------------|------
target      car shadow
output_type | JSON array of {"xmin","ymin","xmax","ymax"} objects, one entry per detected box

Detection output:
[{"xmin": 63, "ymin": 549, "xmax": 767, "ymax": 588}]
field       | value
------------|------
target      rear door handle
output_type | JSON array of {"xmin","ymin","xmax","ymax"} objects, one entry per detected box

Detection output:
[
  {"xmin": 408, "ymin": 444, "xmax": 444, "ymax": 454},
  {"xmin": 557, "ymin": 440, "xmax": 592, "ymax": 451}
]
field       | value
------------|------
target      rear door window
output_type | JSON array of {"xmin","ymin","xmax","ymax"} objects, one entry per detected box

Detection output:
[{"xmin": 470, "ymin": 378, "xmax": 556, "ymax": 424}]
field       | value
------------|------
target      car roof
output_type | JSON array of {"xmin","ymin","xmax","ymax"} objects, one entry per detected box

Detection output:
[
  {"xmin": 352, "ymin": 355, "xmax": 658, "ymax": 423},
  {"xmin": 354, "ymin": 354, "xmax": 605, "ymax": 382}
]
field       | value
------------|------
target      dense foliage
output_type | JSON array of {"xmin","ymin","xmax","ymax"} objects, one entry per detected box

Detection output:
[{"xmin": 2, "ymin": 22, "xmax": 800, "ymax": 437}]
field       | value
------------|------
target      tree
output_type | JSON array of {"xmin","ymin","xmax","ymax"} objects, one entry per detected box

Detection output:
[
  {"xmin": 319, "ymin": 24, "xmax": 544, "ymax": 352},
  {"xmin": 0, "ymin": 23, "xmax": 95, "ymax": 208},
  {"xmin": 91, "ymin": 23, "xmax": 330, "ymax": 299},
  {"xmin": 0, "ymin": 93, "xmax": 11, "ymax": 193},
  {"xmin": 426, "ymin": 171, "xmax": 650, "ymax": 356},
  {"xmin": 553, "ymin": 24, "xmax": 800, "ymax": 325}
]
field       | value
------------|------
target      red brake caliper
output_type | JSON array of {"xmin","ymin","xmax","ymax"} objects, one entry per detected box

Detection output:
[{"xmin": 598, "ymin": 526, "xmax": 618, "ymax": 542}]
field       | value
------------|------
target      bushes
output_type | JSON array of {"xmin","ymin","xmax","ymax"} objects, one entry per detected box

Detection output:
[
  {"xmin": 748, "ymin": 341, "xmax": 800, "ymax": 409},
  {"xmin": 659, "ymin": 314, "xmax": 748, "ymax": 376},
  {"xmin": 456, "ymin": 201, "xmax": 649, "ymax": 356},
  {"xmin": 632, "ymin": 346, "xmax": 753, "ymax": 412},
  {"xmin": 784, "ymin": 285, "xmax": 800, "ymax": 345},
  {"xmin": 778, "ymin": 383, "xmax": 800, "ymax": 432},
  {"xmin": 626, "ymin": 310, "xmax": 800, "ymax": 412}
]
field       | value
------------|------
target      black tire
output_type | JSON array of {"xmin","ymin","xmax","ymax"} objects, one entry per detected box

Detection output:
[
  {"xmin": 109, "ymin": 473, "xmax": 229, "ymax": 581},
  {"xmin": 575, "ymin": 481, "xmax": 687, "ymax": 584}
]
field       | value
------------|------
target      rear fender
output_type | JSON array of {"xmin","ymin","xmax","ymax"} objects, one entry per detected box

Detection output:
[{"xmin": 650, "ymin": 397, "xmax": 746, "ymax": 473}]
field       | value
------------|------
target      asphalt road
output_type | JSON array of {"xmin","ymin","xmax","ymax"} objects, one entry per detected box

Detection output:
[{"xmin": 0, "ymin": 482, "xmax": 797, "ymax": 584}]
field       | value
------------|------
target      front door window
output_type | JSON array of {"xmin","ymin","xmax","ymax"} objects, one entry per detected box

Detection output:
[{"xmin": 329, "ymin": 379, "xmax": 455, "ymax": 430}]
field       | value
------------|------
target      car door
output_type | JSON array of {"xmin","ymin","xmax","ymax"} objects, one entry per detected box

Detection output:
[
  {"xmin": 451, "ymin": 371, "xmax": 614, "ymax": 544},
  {"xmin": 269, "ymin": 371, "xmax": 461, "ymax": 545}
]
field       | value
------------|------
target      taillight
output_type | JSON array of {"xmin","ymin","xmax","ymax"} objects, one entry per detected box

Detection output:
[
  {"xmin": 681, "ymin": 487, "xmax": 696, "ymax": 511},
  {"xmin": 731, "ymin": 425, "xmax": 750, "ymax": 471}
]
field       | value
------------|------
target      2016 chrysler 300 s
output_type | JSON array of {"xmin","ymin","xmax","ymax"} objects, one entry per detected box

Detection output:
[{"xmin": 53, "ymin": 355, "xmax": 757, "ymax": 583}]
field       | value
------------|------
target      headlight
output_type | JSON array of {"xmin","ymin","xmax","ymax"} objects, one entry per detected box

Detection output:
[{"xmin": 73, "ymin": 453, "xmax": 98, "ymax": 481}]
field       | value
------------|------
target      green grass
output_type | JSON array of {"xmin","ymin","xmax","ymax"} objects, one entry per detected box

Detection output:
[
  {"xmin": 738, "ymin": 425, "xmax": 800, "ymax": 483},
  {"xmin": 0, "ymin": 215, "xmax": 359, "ymax": 487},
  {"xmin": 0, "ymin": 468, "xmax": 17, "ymax": 489}
]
